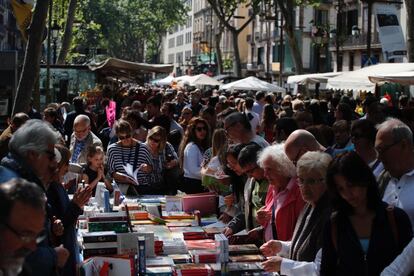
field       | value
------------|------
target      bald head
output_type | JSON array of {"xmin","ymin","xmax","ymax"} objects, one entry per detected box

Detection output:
[
  {"xmin": 73, "ymin": 115, "xmax": 91, "ymax": 141},
  {"xmin": 284, "ymin": 129, "xmax": 325, "ymax": 164}
]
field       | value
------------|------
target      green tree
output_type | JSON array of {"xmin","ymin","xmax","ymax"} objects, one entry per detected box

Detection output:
[
  {"xmin": 13, "ymin": 0, "xmax": 50, "ymax": 115},
  {"xmin": 57, "ymin": 0, "xmax": 78, "ymax": 64},
  {"xmin": 73, "ymin": 0, "xmax": 187, "ymax": 63}
]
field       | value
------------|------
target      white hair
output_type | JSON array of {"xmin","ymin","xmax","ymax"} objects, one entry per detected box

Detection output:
[
  {"xmin": 258, "ymin": 143, "xmax": 296, "ymax": 177},
  {"xmin": 377, "ymin": 117, "xmax": 413, "ymax": 145},
  {"xmin": 296, "ymin": 151, "xmax": 332, "ymax": 176},
  {"xmin": 74, "ymin": 114, "xmax": 90, "ymax": 127},
  {"xmin": 9, "ymin": 119, "xmax": 59, "ymax": 156}
]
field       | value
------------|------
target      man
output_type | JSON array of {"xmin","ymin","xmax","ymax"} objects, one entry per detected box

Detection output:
[
  {"xmin": 252, "ymin": 91, "xmax": 266, "ymax": 118},
  {"xmin": 174, "ymin": 91, "xmax": 188, "ymax": 117},
  {"xmin": 244, "ymin": 97, "xmax": 260, "ymax": 134},
  {"xmin": 63, "ymin": 97, "xmax": 96, "ymax": 144},
  {"xmin": 0, "ymin": 119, "xmax": 69, "ymax": 275},
  {"xmin": 0, "ymin": 178, "xmax": 46, "ymax": 276},
  {"xmin": 223, "ymin": 112, "xmax": 269, "ymax": 148},
  {"xmin": 225, "ymin": 144, "xmax": 269, "ymax": 236},
  {"xmin": 70, "ymin": 115, "xmax": 102, "ymax": 164},
  {"xmin": 161, "ymin": 102, "xmax": 184, "ymax": 136},
  {"xmin": 0, "ymin": 113, "xmax": 29, "ymax": 160},
  {"xmin": 326, "ymin": 120, "xmax": 354, "ymax": 157},
  {"xmin": 351, "ymin": 119, "xmax": 384, "ymax": 179},
  {"xmin": 284, "ymin": 129, "xmax": 326, "ymax": 165},
  {"xmin": 376, "ymin": 118, "xmax": 414, "ymax": 229},
  {"xmin": 145, "ymin": 96, "xmax": 171, "ymax": 131},
  {"xmin": 185, "ymin": 90, "xmax": 204, "ymax": 116}
]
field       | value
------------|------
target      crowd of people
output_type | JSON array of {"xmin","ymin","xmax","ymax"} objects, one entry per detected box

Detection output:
[{"xmin": 1, "ymin": 84, "xmax": 414, "ymax": 275}]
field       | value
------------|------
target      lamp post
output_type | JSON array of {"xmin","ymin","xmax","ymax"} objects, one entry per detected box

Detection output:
[{"xmin": 51, "ymin": 20, "xmax": 60, "ymax": 64}]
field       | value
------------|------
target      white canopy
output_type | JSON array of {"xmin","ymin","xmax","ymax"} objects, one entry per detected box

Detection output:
[
  {"xmin": 187, "ymin": 74, "xmax": 221, "ymax": 86},
  {"xmin": 221, "ymin": 76, "xmax": 285, "ymax": 93},
  {"xmin": 157, "ymin": 75, "xmax": 174, "ymax": 86},
  {"xmin": 327, "ymin": 63, "xmax": 414, "ymax": 93},
  {"xmin": 173, "ymin": 75, "xmax": 193, "ymax": 84},
  {"xmin": 287, "ymin": 72, "xmax": 342, "ymax": 85},
  {"xmin": 369, "ymin": 71, "xmax": 414, "ymax": 85}
]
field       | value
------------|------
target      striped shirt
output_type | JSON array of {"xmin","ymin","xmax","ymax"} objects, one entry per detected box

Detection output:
[{"xmin": 107, "ymin": 142, "xmax": 152, "ymax": 186}]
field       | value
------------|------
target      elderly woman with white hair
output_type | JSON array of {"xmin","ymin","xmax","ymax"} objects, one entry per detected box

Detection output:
[
  {"xmin": 253, "ymin": 143, "xmax": 305, "ymax": 243},
  {"xmin": 260, "ymin": 151, "xmax": 332, "ymax": 275}
]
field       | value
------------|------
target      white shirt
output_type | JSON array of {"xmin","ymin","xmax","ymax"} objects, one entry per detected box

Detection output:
[
  {"xmin": 252, "ymin": 101, "xmax": 264, "ymax": 117},
  {"xmin": 245, "ymin": 110, "xmax": 260, "ymax": 134},
  {"xmin": 183, "ymin": 142, "xmax": 203, "ymax": 180},
  {"xmin": 170, "ymin": 119, "xmax": 184, "ymax": 135},
  {"xmin": 381, "ymin": 238, "xmax": 414, "ymax": 276},
  {"xmin": 382, "ymin": 169, "xmax": 414, "ymax": 231},
  {"xmin": 251, "ymin": 135, "xmax": 270, "ymax": 149},
  {"xmin": 280, "ymin": 248, "xmax": 322, "ymax": 276}
]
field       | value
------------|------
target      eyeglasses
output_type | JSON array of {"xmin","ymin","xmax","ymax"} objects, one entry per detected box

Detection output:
[
  {"xmin": 195, "ymin": 126, "xmax": 207, "ymax": 132},
  {"xmin": 298, "ymin": 178, "xmax": 325, "ymax": 186},
  {"xmin": 118, "ymin": 134, "xmax": 132, "ymax": 140},
  {"xmin": 43, "ymin": 150, "xmax": 56, "ymax": 161},
  {"xmin": 149, "ymin": 136, "xmax": 161, "ymax": 143},
  {"xmin": 2, "ymin": 222, "xmax": 46, "ymax": 244},
  {"xmin": 375, "ymin": 140, "xmax": 400, "ymax": 155}
]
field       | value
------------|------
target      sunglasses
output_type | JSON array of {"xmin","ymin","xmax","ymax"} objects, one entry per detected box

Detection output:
[
  {"xmin": 196, "ymin": 126, "xmax": 207, "ymax": 132},
  {"xmin": 149, "ymin": 136, "xmax": 161, "ymax": 143},
  {"xmin": 118, "ymin": 134, "xmax": 131, "ymax": 140}
]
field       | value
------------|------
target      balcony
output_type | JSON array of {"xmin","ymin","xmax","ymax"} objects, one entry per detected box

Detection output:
[{"xmin": 330, "ymin": 32, "xmax": 381, "ymax": 51}]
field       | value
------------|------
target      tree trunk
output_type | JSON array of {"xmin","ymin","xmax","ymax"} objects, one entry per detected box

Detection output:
[
  {"xmin": 284, "ymin": 26, "xmax": 303, "ymax": 74},
  {"xmin": 232, "ymin": 30, "xmax": 242, "ymax": 77},
  {"xmin": 215, "ymin": 25, "xmax": 224, "ymax": 74},
  {"xmin": 13, "ymin": 0, "xmax": 50, "ymax": 115},
  {"xmin": 406, "ymin": 0, "xmax": 414, "ymax": 62},
  {"xmin": 57, "ymin": 0, "xmax": 77, "ymax": 64}
]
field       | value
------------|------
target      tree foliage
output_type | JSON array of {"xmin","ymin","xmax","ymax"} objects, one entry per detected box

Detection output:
[{"xmin": 69, "ymin": 0, "xmax": 188, "ymax": 63}]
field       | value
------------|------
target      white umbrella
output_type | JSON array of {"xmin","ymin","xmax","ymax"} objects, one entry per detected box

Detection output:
[
  {"xmin": 369, "ymin": 71, "xmax": 414, "ymax": 85},
  {"xmin": 187, "ymin": 74, "xmax": 221, "ymax": 86},
  {"xmin": 157, "ymin": 75, "xmax": 174, "ymax": 86},
  {"xmin": 221, "ymin": 76, "xmax": 285, "ymax": 93},
  {"xmin": 287, "ymin": 72, "xmax": 342, "ymax": 85}
]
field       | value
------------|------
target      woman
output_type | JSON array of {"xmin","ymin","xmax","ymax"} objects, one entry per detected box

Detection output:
[
  {"xmin": 260, "ymin": 151, "xmax": 332, "ymax": 275},
  {"xmin": 179, "ymin": 107, "xmax": 193, "ymax": 132},
  {"xmin": 107, "ymin": 120, "xmax": 153, "ymax": 195},
  {"xmin": 179, "ymin": 117, "xmax": 211, "ymax": 194},
  {"xmin": 260, "ymin": 104, "xmax": 277, "ymax": 143},
  {"xmin": 145, "ymin": 126, "xmax": 179, "ymax": 194},
  {"xmin": 47, "ymin": 144, "xmax": 92, "ymax": 276},
  {"xmin": 320, "ymin": 151, "xmax": 413, "ymax": 276}
]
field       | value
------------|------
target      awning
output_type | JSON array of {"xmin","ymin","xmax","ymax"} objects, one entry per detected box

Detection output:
[
  {"xmin": 369, "ymin": 71, "xmax": 414, "ymax": 85},
  {"xmin": 156, "ymin": 75, "xmax": 174, "ymax": 86},
  {"xmin": 287, "ymin": 72, "xmax": 342, "ymax": 85},
  {"xmin": 187, "ymin": 74, "xmax": 221, "ymax": 86},
  {"xmin": 220, "ymin": 76, "xmax": 285, "ymax": 93},
  {"xmin": 327, "ymin": 63, "xmax": 414, "ymax": 93},
  {"xmin": 88, "ymin": 58, "xmax": 174, "ymax": 81}
]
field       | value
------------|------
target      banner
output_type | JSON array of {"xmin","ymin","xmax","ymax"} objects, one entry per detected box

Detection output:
[
  {"xmin": 374, "ymin": 4, "xmax": 407, "ymax": 61},
  {"xmin": 10, "ymin": 0, "xmax": 34, "ymax": 41}
]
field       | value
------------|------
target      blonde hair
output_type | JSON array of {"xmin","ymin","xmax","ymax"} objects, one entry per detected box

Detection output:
[
  {"xmin": 212, "ymin": 128, "xmax": 228, "ymax": 166},
  {"xmin": 147, "ymin": 126, "xmax": 167, "ymax": 153}
]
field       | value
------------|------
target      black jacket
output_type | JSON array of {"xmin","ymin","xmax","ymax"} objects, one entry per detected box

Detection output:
[{"xmin": 320, "ymin": 202, "xmax": 413, "ymax": 276}]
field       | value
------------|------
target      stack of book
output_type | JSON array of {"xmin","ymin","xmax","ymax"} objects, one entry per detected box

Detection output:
[
  {"xmin": 228, "ymin": 244, "xmax": 260, "ymax": 255},
  {"xmin": 146, "ymin": 266, "xmax": 173, "ymax": 276},
  {"xmin": 174, "ymin": 264, "xmax": 213, "ymax": 276},
  {"xmin": 168, "ymin": 254, "xmax": 192, "ymax": 264},
  {"xmin": 185, "ymin": 239, "xmax": 216, "ymax": 251},
  {"xmin": 189, "ymin": 249, "xmax": 217, "ymax": 264},
  {"xmin": 154, "ymin": 240, "xmax": 163, "ymax": 255},
  {"xmin": 169, "ymin": 226, "xmax": 207, "ymax": 240},
  {"xmin": 87, "ymin": 213, "xmax": 129, "ymax": 233},
  {"xmin": 215, "ymin": 233, "xmax": 229, "ymax": 263},
  {"xmin": 82, "ymin": 231, "xmax": 118, "ymax": 258}
]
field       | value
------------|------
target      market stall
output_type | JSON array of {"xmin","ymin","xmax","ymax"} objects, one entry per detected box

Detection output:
[{"xmin": 220, "ymin": 76, "xmax": 285, "ymax": 93}]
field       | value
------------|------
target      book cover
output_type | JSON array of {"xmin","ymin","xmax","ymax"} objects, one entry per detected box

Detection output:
[
  {"xmin": 82, "ymin": 242, "xmax": 118, "ymax": 250},
  {"xmin": 228, "ymin": 244, "xmax": 259, "ymax": 255},
  {"xmin": 83, "ymin": 247, "xmax": 118, "ymax": 259},
  {"xmin": 185, "ymin": 239, "xmax": 216, "ymax": 250},
  {"xmin": 82, "ymin": 231, "xmax": 117, "ymax": 243},
  {"xmin": 146, "ymin": 266, "xmax": 173, "ymax": 276},
  {"xmin": 229, "ymin": 254, "xmax": 266, "ymax": 262},
  {"xmin": 88, "ymin": 221, "xmax": 129, "ymax": 233},
  {"xmin": 146, "ymin": 256, "xmax": 174, "ymax": 267}
]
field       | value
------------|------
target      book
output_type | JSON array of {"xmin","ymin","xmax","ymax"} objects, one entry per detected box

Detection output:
[
  {"xmin": 146, "ymin": 256, "xmax": 174, "ymax": 267},
  {"xmin": 229, "ymin": 254, "xmax": 266, "ymax": 262},
  {"xmin": 146, "ymin": 266, "xmax": 173, "ymax": 276},
  {"xmin": 121, "ymin": 163, "xmax": 142, "ymax": 186},
  {"xmin": 165, "ymin": 195, "xmax": 183, "ymax": 212},
  {"xmin": 83, "ymin": 247, "xmax": 118, "ymax": 259},
  {"xmin": 228, "ymin": 244, "xmax": 259, "ymax": 255},
  {"xmin": 185, "ymin": 239, "xmax": 216, "ymax": 250},
  {"xmin": 82, "ymin": 242, "xmax": 118, "ymax": 250},
  {"xmin": 168, "ymin": 254, "xmax": 192, "ymax": 264},
  {"xmin": 82, "ymin": 231, "xmax": 117, "ymax": 243},
  {"xmin": 88, "ymin": 221, "xmax": 129, "ymax": 233},
  {"xmin": 117, "ymin": 232, "xmax": 155, "ymax": 257},
  {"xmin": 227, "ymin": 262, "xmax": 264, "ymax": 273},
  {"xmin": 182, "ymin": 192, "xmax": 217, "ymax": 216}
]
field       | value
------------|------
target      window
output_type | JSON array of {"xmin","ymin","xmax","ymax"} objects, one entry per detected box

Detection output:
[
  {"xmin": 185, "ymin": 32, "xmax": 192, "ymax": 44},
  {"xmin": 185, "ymin": 50, "xmax": 192, "ymax": 62},
  {"xmin": 168, "ymin": 37, "xmax": 175, "ymax": 48},
  {"xmin": 349, "ymin": 52, "xmax": 354, "ymax": 71},
  {"xmin": 186, "ymin": 16, "xmax": 192, "ymax": 28},
  {"xmin": 176, "ymin": 35, "xmax": 184, "ymax": 46},
  {"xmin": 168, "ymin": 54, "xmax": 174, "ymax": 64},
  {"xmin": 176, "ymin": 52, "xmax": 183, "ymax": 64}
]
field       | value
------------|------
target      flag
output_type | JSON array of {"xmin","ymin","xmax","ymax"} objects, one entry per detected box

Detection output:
[{"xmin": 10, "ymin": 0, "xmax": 34, "ymax": 41}]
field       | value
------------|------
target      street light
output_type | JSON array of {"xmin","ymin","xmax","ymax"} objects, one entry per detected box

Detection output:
[{"xmin": 51, "ymin": 20, "xmax": 60, "ymax": 64}]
